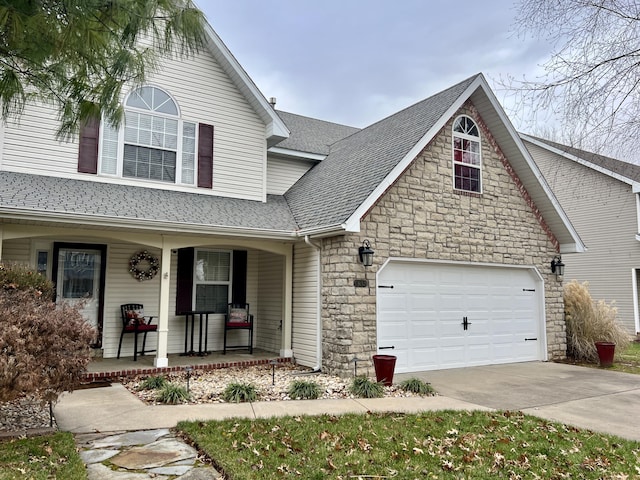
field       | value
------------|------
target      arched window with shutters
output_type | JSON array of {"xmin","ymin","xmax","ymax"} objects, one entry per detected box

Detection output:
[
  {"xmin": 87, "ymin": 85, "xmax": 213, "ymax": 187},
  {"xmin": 452, "ymin": 115, "xmax": 482, "ymax": 193}
]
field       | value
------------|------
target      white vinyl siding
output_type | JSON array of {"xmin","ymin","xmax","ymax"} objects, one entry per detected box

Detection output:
[
  {"xmin": 256, "ymin": 251, "xmax": 284, "ymax": 353},
  {"xmin": 0, "ymin": 46, "xmax": 267, "ymax": 201},
  {"xmin": 267, "ymin": 157, "xmax": 316, "ymax": 194},
  {"xmin": 0, "ymin": 238, "xmax": 31, "ymax": 263},
  {"xmin": 527, "ymin": 140, "xmax": 639, "ymax": 333},
  {"xmin": 292, "ymin": 242, "xmax": 320, "ymax": 368}
]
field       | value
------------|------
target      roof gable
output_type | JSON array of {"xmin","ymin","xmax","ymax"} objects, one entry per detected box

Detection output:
[
  {"xmin": 202, "ymin": 23, "xmax": 289, "ymax": 146},
  {"xmin": 284, "ymin": 74, "xmax": 585, "ymax": 252},
  {"xmin": 522, "ymin": 135, "xmax": 640, "ymax": 187}
]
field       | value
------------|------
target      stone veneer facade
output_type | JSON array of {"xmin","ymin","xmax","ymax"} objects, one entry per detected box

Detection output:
[{"xmin": 320, "ymin": 105, "xmax": 565, "ymax": 377}]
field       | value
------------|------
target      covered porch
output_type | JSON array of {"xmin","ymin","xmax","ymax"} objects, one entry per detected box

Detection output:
[{"xmin": 0, "ymin": 222, "xmax": 318, "ymax": 371}]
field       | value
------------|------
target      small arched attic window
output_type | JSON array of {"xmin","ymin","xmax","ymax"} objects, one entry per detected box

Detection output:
[{"xmin": 452, "ymin": 115, "xmax": 482, "ymax": 193}]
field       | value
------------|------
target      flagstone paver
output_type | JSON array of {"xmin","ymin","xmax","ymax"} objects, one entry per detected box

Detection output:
[{"xmin": 76, "ymin": 429, "xmax": 221, "ymax": 479}]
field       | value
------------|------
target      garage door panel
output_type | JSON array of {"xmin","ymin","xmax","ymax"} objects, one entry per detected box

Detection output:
[{"xmin": 378, "ymin": 261, "xmax": 544, "ymax": 373}]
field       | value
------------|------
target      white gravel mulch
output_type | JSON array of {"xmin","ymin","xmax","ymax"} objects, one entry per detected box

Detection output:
[{"xmin": 122, "ymin": 363, "xmax": 425, "ymax": 404}]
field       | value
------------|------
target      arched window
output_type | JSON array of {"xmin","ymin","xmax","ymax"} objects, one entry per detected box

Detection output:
[
  {"xmin": 100, "ymin": 86, "xmax": 197, "ymax": 185},
  {"xmin": 452, "ymin": 115, "xmax": 481, "ymax": 193}
]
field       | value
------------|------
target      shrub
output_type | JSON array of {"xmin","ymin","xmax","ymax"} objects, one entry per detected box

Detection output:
[
  {"xmin": 349, "ymin": 376, "xmax": 384, "ymax": 398},
  {"xmin": 222, "ymin": 382, "xmax": 258, "ymax": 403},
  {"xmin": 0, "ymin": 264, "xmax": 94, "ymax": 403},
  {"xmin": 157, "ymin": 383, "xmax": 190, "ymax": 404},
  {"xmin": 0, "ymin": 263, "xmax": 54, "ymax": 298},
  {"xmin": 287, "ymin": 380, "xmax": 322, "ymax": 400},
  {"xmin": 139, "ymin": 375, "xmax": 167, "ymax": 390},
  {"xmin": 564, "ymin": 280, "xmax": 632, "ymax": 363},
  {"xmin": 400, "ymin": 378, "xmax": 435, "ymax": 395}
]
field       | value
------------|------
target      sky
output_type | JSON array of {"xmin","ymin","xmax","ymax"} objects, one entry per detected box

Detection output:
[{"xmin": 199, "ymin": 1, "xmax": 554, "ymax": 132}]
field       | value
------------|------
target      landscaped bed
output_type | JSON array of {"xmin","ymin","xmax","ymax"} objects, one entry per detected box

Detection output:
[{"xmin": 122, "ymin": 363, "xmax": 428, "ymax": 404}]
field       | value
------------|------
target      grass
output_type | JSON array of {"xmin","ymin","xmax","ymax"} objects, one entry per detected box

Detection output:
[
  {"xmin": 179, "ymin": 410, "xmax": 640, "ymax": 479},
  {"xmin": 0, "ymin": 432, "xmax": 86, "ymax": 480},
  {"xmin": 609, "ymin": 341, "xmax": 640, "ymax": 374},
  {"xmin": 157, "ymin": 383, "xmax": 190, "ymax": 404},
  {"xmin": 222, "ymin": 382, "xmax": 258, "ymax": 403},
  {"xmin": 287, "ymin": 379, "xmax": 322, "ymax": 400},
  {"xmin": 349, "ymin": 376, "xmax": 384, "ymax": 398}
]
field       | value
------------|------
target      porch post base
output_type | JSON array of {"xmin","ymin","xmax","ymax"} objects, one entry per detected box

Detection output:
[
  {"xmin": 279, "ymin": 348, "xmax": 293, "ymax": 358},
  {"xmin": 154, "ymin": 356, "xmax": 169, "ymax": 368}
]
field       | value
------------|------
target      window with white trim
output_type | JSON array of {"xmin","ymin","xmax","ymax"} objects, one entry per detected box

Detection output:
[
  {"xmin": 99, "ymin": 86, "xmax": 197, "ymax": 185},
  {"xmin": 452, "ymin": 115, "xmax": 482, "ymax": 193},
  {"xmin": 194, "ymin": 250, "xmax": 232, "ymax": 313}
]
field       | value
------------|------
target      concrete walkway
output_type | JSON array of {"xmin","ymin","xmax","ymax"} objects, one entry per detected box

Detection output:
[{"xmin": 54, "ymin": 361, "xmax": 640, "ymax": 478}]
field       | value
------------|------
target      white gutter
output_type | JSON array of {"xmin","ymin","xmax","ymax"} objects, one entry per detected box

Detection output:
[
  {"xmin": 0, "ymin": 208, "xmax": 299, "ymax": 240},
  {"xmin": 304, "ymin": 235, "xmax": 323, "ymax": 371},
  {"xmin": 268, "ymin": 147, "xmax": 326, "ymax": 162},
  {"xmin": 297, "ymin": 223, "xmax": 350, "ymax": 238}
]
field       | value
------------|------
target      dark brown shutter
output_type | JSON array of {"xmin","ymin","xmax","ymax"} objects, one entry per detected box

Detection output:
[
  {"xmin": 77, "ymin": 117, "xmax": 100, "ymax": 174},
  {"xmin": 198, "ymin": 123, "xmax": 214, "ymax": 188},
  {"xmin": 231, "ymin": 250, "xmax": 247, "ymax": 304},
  {"xmin": 176, "ymin": 248, "xmax": 194, "ymax": 314}
]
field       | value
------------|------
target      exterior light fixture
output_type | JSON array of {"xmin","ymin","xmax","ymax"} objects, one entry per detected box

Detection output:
[
  {"xmin": 358, "ymin": 240, "xmax": 374, "ymax": 267},
  {"xmin": 550, "ymin": 255, "xmax": 565, "ymax": 279}
]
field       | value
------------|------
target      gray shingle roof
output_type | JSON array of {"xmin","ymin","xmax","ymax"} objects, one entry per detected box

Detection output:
[
  {"xmin": 285, "ymin": 75, "xmax": 479, "ymax": 230},
  {"xmin": 274, "ymin": 111, "xmax": 360, "ymax": 155},
  {"xmin": 0, "ymin": 171, "xmax": 299, "ymax": 232},
  {"xmin": 526, "ymin": 136, "xmax": 640, "ymax": 183}
]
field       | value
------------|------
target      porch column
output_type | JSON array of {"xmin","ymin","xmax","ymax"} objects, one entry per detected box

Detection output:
[
  {"xmin": 280, "ymin": 244, "xmax": 293, "ymax": 357},
  {"xmin": 154, "ymin": 241, "xmax": 172, "ymax": 367},
  {"xmin": 0, "ymin": 225, "xmax": 3, "ymax": 260}
]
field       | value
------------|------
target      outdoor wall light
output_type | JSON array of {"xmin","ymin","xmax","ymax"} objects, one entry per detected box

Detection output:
[
  {"xmin": 358, "ymin": 240, "xmax": 375, "ymax": 267},
  {"xmin": 550, "ymin": 255, "xmax": 565, "ymax": 279}
]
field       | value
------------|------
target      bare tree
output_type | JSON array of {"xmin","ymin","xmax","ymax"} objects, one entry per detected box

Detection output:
[{"xmin": 506, "ymin": 0, "xmax": 640, "ymax": 159}]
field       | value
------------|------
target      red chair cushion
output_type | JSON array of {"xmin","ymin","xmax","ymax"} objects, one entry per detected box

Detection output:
[
  {"xmin": 226, "ymin": 322, "xmax": 251, "ymax": 328},
  {"xmin": 124, "ymin": 324, "xmax": 157, "ymax": 332}
]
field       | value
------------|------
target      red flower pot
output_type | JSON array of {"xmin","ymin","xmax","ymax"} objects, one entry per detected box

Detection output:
[
  {"xmin": 594, "ymin": 341, "xmax": 615, "ymax": 368},
  {"xmin": 372, "ymin": 355, "xmax": 397, "ymax": 386}
]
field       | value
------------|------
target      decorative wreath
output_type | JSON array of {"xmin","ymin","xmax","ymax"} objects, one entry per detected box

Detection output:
[{"xmin": 129, "ymin": 250, "xmax": 160, "ymax": 281}]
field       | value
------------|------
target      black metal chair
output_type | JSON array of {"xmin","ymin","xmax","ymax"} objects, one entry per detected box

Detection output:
[
  {"xmin": 223, "ymin": 303, "xmax": 253, "ymax": 354},
  {"xmin": 118, "ymin": 304, "xmax": 158, "ymax": 361}
]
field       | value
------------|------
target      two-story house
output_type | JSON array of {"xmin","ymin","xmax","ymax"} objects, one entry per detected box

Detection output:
[
  {"xmin": 0, "ymin": 20, "xmax": 584, "ymax": 377},
  {"xmin": 524, "ymin": 135, "xmax": 640, "ymax": 337}
]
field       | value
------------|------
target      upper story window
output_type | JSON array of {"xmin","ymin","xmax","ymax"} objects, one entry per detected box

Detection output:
[
  {"xmin": 99, "ymin": 86, "xmax": 197, "ymax": 185},
  {"xmin": 452, "ymin": 115, "xmax": 482, "ymax": 193}
]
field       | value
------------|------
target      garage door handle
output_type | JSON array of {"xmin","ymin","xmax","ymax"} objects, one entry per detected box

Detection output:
[
  {"xmin": 378, "ymin": 285, "xmax": 394, "ymax": 289},
  {"xmin": 461, "ymin": 316, "xmax": 472, "ymax": 330},
  {"xmin": 379, "ymin": 346, "xmax": 395, "ymax": 350},
  {"xmin": 525, "ymin": 338, "xmax": 538, "ymax": 341}
]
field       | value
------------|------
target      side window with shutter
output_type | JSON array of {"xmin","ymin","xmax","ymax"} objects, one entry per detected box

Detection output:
[{"xmin": 175, "ymin": 248, "xmax": 247, "ymax": 314}]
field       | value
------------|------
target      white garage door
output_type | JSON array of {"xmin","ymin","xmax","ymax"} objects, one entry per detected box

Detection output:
[{"xmin": 377, "ymin": 261, "xmax": 545, "ymax": 373}]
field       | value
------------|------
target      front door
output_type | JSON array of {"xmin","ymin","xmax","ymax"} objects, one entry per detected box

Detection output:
[{"xmin": 52, "ymin": 243, "xmax": 107, "ymax": 348}]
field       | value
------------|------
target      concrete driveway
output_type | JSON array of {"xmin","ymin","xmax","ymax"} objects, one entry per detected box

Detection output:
[{"xmin": 396, "ymin": 361, "xmax": 640, "ymax": 441}]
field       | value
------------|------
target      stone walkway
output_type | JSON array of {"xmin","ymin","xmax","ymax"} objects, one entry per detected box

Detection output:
[{"xmin": 75, "ymin": 428, "xmax": 221, "ymax": 479}]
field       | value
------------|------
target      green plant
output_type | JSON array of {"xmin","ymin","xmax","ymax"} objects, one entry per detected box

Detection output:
[
  {"xmin": 564, "ymin": 281, "xmax": 632, "ymax": 362},
  {"xmin": 138, "ymin": 375, "xmax": 167, "ymax": 391},
  {"xmin": 287, "ymin": 380, "xmax": 322, "ymax": 400},
  {"xmin": 399, "ymin": 377, "xmax": 435, "ymax": 395},
  {"xmin": 0, "ymin": 262, "xmax": 54, "ymax": 298},
  {"xmin": 222, "ymin": 382, "xmax": 258, "ymax": 403},
  {"xmin": 349, "ymin": 376, "xmax": 384, "ymax": 398},
  {"xmin": 157, "ymin": 383, "xmax": 190, "ymax": 404}
]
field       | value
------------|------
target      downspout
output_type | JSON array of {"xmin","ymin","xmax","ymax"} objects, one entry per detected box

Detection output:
[{"xmin": 305, "ymin": 235, "xmax": 322, "ymax": 371}]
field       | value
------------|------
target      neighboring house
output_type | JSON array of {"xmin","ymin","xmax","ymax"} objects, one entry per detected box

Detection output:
[
  {"xmin": 0, "ymin": 20, "xmax": 584, "ymax": 376},
  {"xmin": 524, "ymin": 135, "xmax": 640, "ymax": 336}
]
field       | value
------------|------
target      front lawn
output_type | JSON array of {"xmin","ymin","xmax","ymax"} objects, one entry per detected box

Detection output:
[
  {"xmin": 0, "ymin": 432, "xmax": 86, "ymax": 480},
  {"xmin": 179, "ymin": 410, "xmax": 640, "ymax": 479}
]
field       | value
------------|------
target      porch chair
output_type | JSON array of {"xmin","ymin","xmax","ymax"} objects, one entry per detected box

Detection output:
[
  {"xmin": 223, "ymin": 303, "xmax": 253, "ymax": 354},
  {"xmin": 118, "ymin": 304, "xmax": 158, "ymax": 361}
]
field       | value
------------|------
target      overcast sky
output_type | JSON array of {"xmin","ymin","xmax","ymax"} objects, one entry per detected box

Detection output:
[{"xmin": 201, "ymin": 1, "xmax": 553, "ymax": 132}]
